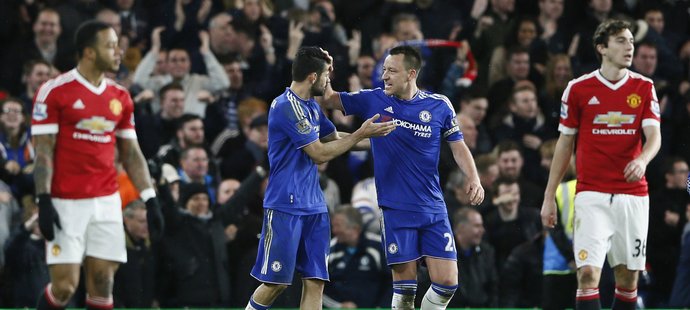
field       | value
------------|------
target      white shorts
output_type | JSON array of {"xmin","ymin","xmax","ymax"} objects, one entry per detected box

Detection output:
[
  {"xmin": 46, "ymin": 192, "xmax": 127, "ymax": 265},
  {"xmin": 573, "ymin": 191, "xmax": 648, "ymax": 270}
]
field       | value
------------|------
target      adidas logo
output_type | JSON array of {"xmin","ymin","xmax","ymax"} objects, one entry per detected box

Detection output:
[
  {"xmin": 384, "ymin": 106, "xmax": 394, "ymax": 113},
  {"xmin": 588, "ymin": 96, "xmax": 600, "ymax": 105},
  {"xmin": 73, "ymin": 99, "xmax": 85, "ymax": 109}
]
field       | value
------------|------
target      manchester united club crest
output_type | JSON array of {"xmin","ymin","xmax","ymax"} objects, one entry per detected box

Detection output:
[
  {"xmin": 109, "ymin": 99, "xmax": 123, "ymax": 116},
  {"xmin": 51, "ymin": 244, "xmax": 61, "ymax": 256},
  {"xmin": 578, "ymin": 249, "xmax": 588, "ymax": 261},
  {"xmin": 626, "ymin": 93, "xmax": 641, "ymax": 109}
]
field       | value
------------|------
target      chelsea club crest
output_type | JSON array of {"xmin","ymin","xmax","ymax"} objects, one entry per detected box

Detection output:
[{"xmin": 419, "ymin": 110, "xmax": 431, "ymax": 123}]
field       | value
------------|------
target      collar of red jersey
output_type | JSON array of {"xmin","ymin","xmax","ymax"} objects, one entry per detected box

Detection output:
[{"xmin": 71, "ymin": 69, "xmax": 107, "ymax": 95}]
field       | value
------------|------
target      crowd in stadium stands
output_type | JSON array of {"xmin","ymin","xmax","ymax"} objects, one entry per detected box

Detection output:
[{"xmin": 1, "ymin": 0, "xmax": 690, "ymax": 308}]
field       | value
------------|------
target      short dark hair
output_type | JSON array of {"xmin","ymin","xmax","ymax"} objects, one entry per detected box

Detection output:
[
  {"xmin": 663, "ymin": 156, "xmax": 687, "ymax": 175},
  {"xmin": 635, "ymin": 40, "xmax": 657, "ymax": 51},
  {"xmin": 389, "ymin": 45, "xmax": 422, "ymax": 71},
  {"xmin": 23, "ymin": 59, "xmax": 52, "ymax": 77},
  {"xmin": 75, "ymin": 20, "xmax": 112, "ymax": 59},
  {"xmin": 510, "ymin": 81, "xmax": 537, "ymax": 102},
  {"xmin": 495, "ymin": 140, "xmax": 523, "ymax": 157},
  {"xmin": 475, "ymin": 154, "xmax": 497, "ymax": 175},
  {"xmin": 176, "ymin": 113, "xmax": 202, "ymax": 131},
  {"xmin": 180, "ymin": 146, "xmax": 207, "ymax": 160},
  {"xmin": 593, "ymin": 19, "xmax": 632, "ymax": 62},
  {"xmin": 160, "ymin": 82, "xmax": 184, "ymax": 100},
  {"xmin": 506, "ymin": 45, "xmax": 529, "ymax": 62},
  {"xmin": 292, "ymin": 46, "xmax": 330, "ymax": 82},
  {"xmin": 453, "ymin": 207, "xmax": 479, "ymax": 228},
  {"xmin": 493, "ymin": 177, "xmax": 518, "ymax": 196}
]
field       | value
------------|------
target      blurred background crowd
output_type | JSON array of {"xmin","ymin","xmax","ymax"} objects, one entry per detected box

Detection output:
[{"xmin": 0, "ymin": 0, "xmax": 690, "ymax": 308}]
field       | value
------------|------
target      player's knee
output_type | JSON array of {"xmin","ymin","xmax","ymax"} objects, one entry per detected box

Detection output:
[
  {"xmin": 91, "ymin": 270, "xmax": 115, "ymax": 296},
  {"xmin": 577, "ymin": 267, "xmax": 601, "ymax": 287},
  {"xmin": 614, "ymin": 269, "xmax": 638, "ymax": 289},
  {"xmin": 51, "ymin": 281, "xmax": 78, "ymax": 301},
  {"xmin": 263, "ymin": 283, "xmax": 288, "ymax": 294},
  {"xmin": 431, "ymin": 271, "xmax": 458, "ymax": 287}
]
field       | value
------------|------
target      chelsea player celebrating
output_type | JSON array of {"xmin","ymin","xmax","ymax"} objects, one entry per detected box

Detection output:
[
  {"xmin": 245, "ymin": 47, "xmax": 396, "ymax": 310},
  {"xmin": 322, "ymin": 45, "xmax": 484, "ymax": 309}
]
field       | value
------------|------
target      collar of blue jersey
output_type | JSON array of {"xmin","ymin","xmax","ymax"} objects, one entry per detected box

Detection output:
[
  {"xmin": 387, "ymin": 89, "xmax": 420, "ymax": 102},
  {"xmin": 286, "ymin": 87, "xmax": 309, "ymax": 102}
]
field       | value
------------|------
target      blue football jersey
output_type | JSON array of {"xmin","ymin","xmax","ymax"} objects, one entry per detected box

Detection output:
[
  {"xmin": 340, "ymin": 88, "xmax": 463, "ymax": 214},
  {"xmin": 264, "ymin": 88, "xmax": 336, "ymax": 215}
]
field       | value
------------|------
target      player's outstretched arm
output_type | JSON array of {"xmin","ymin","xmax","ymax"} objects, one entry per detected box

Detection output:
[
  {"xmin": 34, "ymin": 134, "xmax": 61, "ymax": 240},
  {"xmin": 541, "ymin": 133, "xmax": 575, "ymax": 228},
  {"xmin": 623, "ymin": 125, "xmax": 661, "ymax": 183},
  {"xmin": 321, "ymin": 131, "xmax": 371, "ymax": 150},
  {"xmin": 449, "ymin": 140, "xmax": 484, "ymax": 205},
  {"xmin": 303, "ymin": 114, "xmax": 395, "ymax": 164},
  {"xmin": 117, "ymin": 138, "xmax": 165, "ymax": 240}
]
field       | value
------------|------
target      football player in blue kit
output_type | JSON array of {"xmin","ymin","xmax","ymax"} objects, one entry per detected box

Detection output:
[
  {"xmin": 244, "ymin": 47, "xmax": 396, "ymax": 310},
  {"xmin": 321, "ymin": 45, "xmax": 485, "ymax": 309}
]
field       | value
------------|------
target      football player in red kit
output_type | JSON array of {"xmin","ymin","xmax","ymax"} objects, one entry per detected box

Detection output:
[
  {"xmin": 541, "ymin": 19, "xmax": 661, "ymax": 310},
  {"xmin": 32, "ymin": 21, "xmax": 163, "ymax": 310}
]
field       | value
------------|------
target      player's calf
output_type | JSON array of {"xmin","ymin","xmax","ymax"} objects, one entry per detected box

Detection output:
[
  {"xmin": 421, "ymin": 282, "xmax": 458, "ymax": 310},
  {"xmin": 612, "ymin": 267, "xmax": 639, "ymax": 310},
  {"xmin": 392, "ymin": 280, "xmax": 417, "ymax": 309},
  {"xmin": 37, "ymin": 283, "xmax": 70, "ymax": 310},
  {"xmin": 611, "ymin": 286, "xmax": 637, "ymax": 310},
  {"xmin": 245, "ymin": 283, "xmax": 288, "ymax": 309}
]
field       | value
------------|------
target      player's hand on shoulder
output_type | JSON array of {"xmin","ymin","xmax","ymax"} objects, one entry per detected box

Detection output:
[
  {"xmin": 623, "ymin": 158, "xmax": 646, "ymax": 183},
  {"xmin": 357, "ymin": 114, "xmax": 396, "ymax": 138},
  {"xmin": 540, "ymin": 199, "xmax": 557, "ymax": 229}
]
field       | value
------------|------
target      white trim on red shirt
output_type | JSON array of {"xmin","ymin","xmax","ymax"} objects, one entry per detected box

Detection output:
[{"xmin": 32, "ymin": 124, "xmax": 59, "ymax": 135}]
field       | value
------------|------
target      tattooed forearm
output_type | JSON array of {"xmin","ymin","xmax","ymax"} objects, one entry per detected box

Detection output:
[
  {"xmin": 33, "ymin": 134, "xmax": 56, "ymax": 195},
  {"xmin": 117, "ymin": 138, "xmax": 154, "ymax": 191}
]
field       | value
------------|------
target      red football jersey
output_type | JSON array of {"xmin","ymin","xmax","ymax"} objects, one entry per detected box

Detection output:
[
  {"xmin": 559, "ymin": 70, "xmax": 660, "ymax": 196},
  {"xmin": 31, "ymin": 69, "xmax": 137, "ymax": 199}
]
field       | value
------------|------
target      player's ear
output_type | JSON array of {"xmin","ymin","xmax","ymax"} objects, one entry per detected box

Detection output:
[
  {"xmin": 408, "ymin": 68, "xmax": 417, "ymax": 81},
  {"xmin": 83, "ymin": 46, "xmax": 97, "ymax": 60}
]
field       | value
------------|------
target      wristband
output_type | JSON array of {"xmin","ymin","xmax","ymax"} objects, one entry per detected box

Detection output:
[{"xmin": 140, "ymin": 188, "xmax": 157, "ymax": 201}]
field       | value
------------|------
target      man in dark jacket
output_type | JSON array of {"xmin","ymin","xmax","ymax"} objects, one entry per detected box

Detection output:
[
  {"xmin": 113, "ymin": 200, "xmax": 156, "ymax": 308},
  {"xmin": 648, "ymin": 157, "xmax": 690, "ymax": 306},
  {"xmin": 448, "ymin": 208, "xmax": 499, "ymax": 308},
  {"xmin": 323, "ymin": 206, "xmax": 391, "ymax": 308},
  {"xmin": 157, "ymin": 167, "xmax": 268, "ymax": 307},
  {"xmin": 157, "ymin": 183, "xmax": 232, "ymax": 307},
  {"xmin": 3, "ymin": 208, "xmax": 50, "ymax": 307},
  {"xmin": 500, "ymin": 232, "xmax": 544, "ymax": 308}
]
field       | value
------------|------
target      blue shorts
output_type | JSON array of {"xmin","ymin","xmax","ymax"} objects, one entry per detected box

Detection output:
[
  {"xmin": 380, "ymin": 208, "xmax": 457, "ymax": 265},
  {"xmin": 250, "ymin": 209, "xmax": 330, "ymax": 284}
]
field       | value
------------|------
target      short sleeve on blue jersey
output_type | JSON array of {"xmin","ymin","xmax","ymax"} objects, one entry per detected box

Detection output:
[
  {"xmin": 439, "ymin": 95, "xmax": 463, "ymax": 142},
  {"xmin": 318, "ymin": 108, "xmax": 336, "ymax": 138},
  {"xmin": 339, "ymin": 89, "xmax": 379, "ymax": 118},
  {"xmin": 274, "ymin": 94, "xmax": 319, "ymax": 149}
]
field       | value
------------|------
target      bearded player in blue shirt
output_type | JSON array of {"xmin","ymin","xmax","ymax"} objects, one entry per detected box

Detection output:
[
  {"xmin": 244, "ymin": 47, "xmax": 396, "ymax": 310},
  {"xmin": 322, "ymin": 45, "xmax": 484, "ymax": 309}
]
